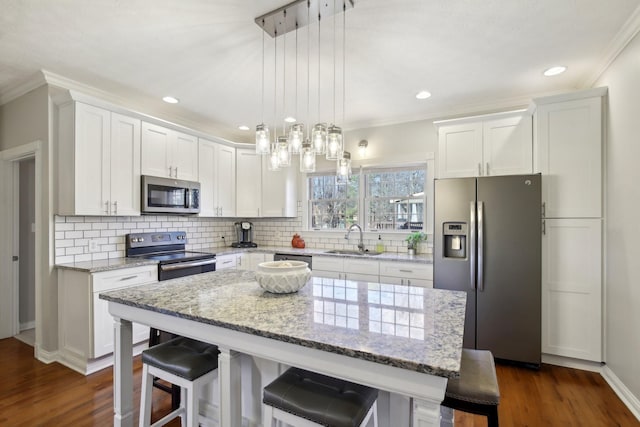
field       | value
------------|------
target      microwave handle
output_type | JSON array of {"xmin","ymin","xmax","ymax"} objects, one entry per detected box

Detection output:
[{"xmin": 185, "ymin": 189, "xmax": 191, "ymax": 208}]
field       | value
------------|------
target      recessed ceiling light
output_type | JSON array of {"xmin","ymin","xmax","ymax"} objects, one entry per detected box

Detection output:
[
  {"xmin": 543, "ymin": 66, "xmax": 567, "ymax": 77},
  {"xmin": 162, "ymin": 96, "xmax": 179, "ymax": 104},
  {"xmin": 284, "ymin": 116, "xmax": 297, "ymax": 123},
  {"xmin": 238, "ymin": 125, "xmax": 250, "ymax": 131},
  {"xmin": 416, "ymin": 91, "xmax": 432, "ymax": 100}
]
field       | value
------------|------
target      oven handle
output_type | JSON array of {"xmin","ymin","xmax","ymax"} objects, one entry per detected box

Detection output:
[{"xmin": 159, "ymin": 258, "xmax": 217, "ymax": 271}]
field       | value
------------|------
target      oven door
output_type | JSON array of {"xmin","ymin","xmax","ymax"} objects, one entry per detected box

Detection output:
[
  {"xmin": 158, "ymin": 257, "xmax": 216, "ymax": 281},
  {"xmin": 141, "ymin": 175, "xmax": 200, "ymax": 214}
]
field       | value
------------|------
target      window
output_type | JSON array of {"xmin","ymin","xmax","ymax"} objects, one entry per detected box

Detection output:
[
  {"xmin": 308, "ymin": 174, "xmax": 360, "ymax": 230},
  {"xmin": 308, "ymin": 165, "xmax": 427, "ymax": 232}
]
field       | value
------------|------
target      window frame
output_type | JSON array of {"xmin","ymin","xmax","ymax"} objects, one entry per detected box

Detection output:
[{"xmin": 304, "ymin": 159, "xmax": 433, "ymax": 235}]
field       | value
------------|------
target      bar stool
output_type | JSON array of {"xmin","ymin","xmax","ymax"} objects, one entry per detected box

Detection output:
[
  {"xmin": 139, "ymin": 336, "xmax": 220, "ymax": 427},
  {"xmin": 263, "ymin": 367, "xmax": 378, "ymax": 427},
  {"xmin": 442, "ymin": 348, "xmax": 500, "ymax": 427}
]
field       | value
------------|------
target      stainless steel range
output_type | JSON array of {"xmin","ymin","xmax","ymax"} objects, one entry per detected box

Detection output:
[{"xmin": 126, "ymin": 231, "xmax": 216, "ymax": 281}]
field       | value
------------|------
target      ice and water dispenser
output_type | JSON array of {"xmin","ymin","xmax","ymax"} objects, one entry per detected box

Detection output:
[{"xmin": 443, "ymin": 222, "xmax": 467, "ymax": 259}]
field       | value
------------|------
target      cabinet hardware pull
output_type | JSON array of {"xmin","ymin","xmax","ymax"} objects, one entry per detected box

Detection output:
[
  {"xmin": 399, "ymin": 269, "xmax": 413, "ymax": 273},
  {"xmin": 105, "ymin": 201, "xmax": 110, "ymax": 215},
  {"xmin": 169, "ymin": 166, "xmax": 173, "ymax": 177},
  {"xmin": 174, "ymin": 166, "xmax": 178, "ymax": 178},
  {"xmin": 407, "ymin": 279, "xmax": 412, "ymax": 286},
  {"xmin": 541, "ymin": 202, "xmax": 546, "ymax": 218},
  {"xmin": 542, "ymin": 220, "xmax": 546, "ymax": 235},
  {"xmin": 486, "ymin": 162, "xmax": 490, "ymax": 176},
  {"xmin": 119, "ymin": 275, "xmax": 138, "ymax": 281},
  {"xmin": 113, "ymin": 201, "xmax": 118, "ymax": 215},
  {"xmin": 478, "ymin": 163, "xmax": 482, "ymax": 176}
]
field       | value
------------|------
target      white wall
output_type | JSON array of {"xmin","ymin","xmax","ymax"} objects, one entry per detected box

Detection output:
[
  {"xmin": 0, "ymin": 84, "xmax": 56, "ymax": 353},
  {"xmin": 19, "ymin": 158, "xmax": 36, "ymax": 328},
  {"xmin": 595, "ymin": 32, "xmax": 640, "ymax": 403}
]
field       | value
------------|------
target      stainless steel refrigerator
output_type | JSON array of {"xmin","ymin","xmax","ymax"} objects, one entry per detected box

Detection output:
[{"xmin": 434, "ymin": 174, "xmax": 541, "ymax": 367}]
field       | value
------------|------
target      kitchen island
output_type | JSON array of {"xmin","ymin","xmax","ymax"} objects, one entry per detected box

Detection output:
[{"xmin": 101, "ymin": 269, "xmax": 466, "ymax": 427}]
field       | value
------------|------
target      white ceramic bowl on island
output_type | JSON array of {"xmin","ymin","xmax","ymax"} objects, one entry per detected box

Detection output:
[{"xmin": 255, "ymin": 260, "xmax": 311, "ymax": 294}]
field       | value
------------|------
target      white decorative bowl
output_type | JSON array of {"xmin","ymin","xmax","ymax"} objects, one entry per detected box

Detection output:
[{"xmin": 256, "ymin": 261, "xmax": 311, "ymax": 293}]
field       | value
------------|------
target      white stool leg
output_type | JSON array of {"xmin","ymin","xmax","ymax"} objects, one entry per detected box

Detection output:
[
  {"xmin": 186, "ymin": 381, "xmax": 198, "ymax": 427},
  {"xmin": 180, "ymin": 386, "xmax": 187, "ymax": 426},
  {"xmin": 263, "ymin": 404, "xmax": 275, "ymax": 427},
  {"xmin": 139, "ymin": 364, "xmax": 153, "ymax": 427}
]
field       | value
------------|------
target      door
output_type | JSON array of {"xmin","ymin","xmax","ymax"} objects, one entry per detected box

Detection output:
[
  {"xmin": 141, "ymin": 122, "xmax": 171, "ymax": 178},
  {"xmin": 433, "ymin": 177, "xmax": 476, "ymax": 348},
  {"xmin": 198, "ymin": 139, "xmax": 217, "ymax": 217},
  {"xmin": 236, "ymin": 149, "xmax": 261, "ymax": 217},
  {"xmin": 483, "ymin": 115, "xmax": 533, "ymax": 176},
  {"xmin": 110, "ymin": 113, "xmax": 141, "ymax": 215},
  {"xmin": 216, "ymin": 145, "xmax": 236, "ymax": 216},
  {"xmin": 437, "ymin": 123, "xmax": 483, "ymax": 178},
  {"xmin": 173, "ymin": 131, "xmax": 198, "ymax": 181},
  {"xmin": 476, "ymin": 174, "xmax": 541, "ymax": 365}
]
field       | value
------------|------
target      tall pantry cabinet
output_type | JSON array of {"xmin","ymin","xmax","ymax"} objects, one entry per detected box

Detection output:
[{"xmin": 533, "ymin": 87, "xmax": 606, "ymax": 363}]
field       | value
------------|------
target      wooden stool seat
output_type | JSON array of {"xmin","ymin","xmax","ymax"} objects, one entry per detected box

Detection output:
[
  {"xmin": 443, "ymin": 349, "xmax": 500, "ymax": 427},
  {"xmin": 139, "ymin": 337, "xmax": 219, "ymax": 427},
  {"xmin": 263, "ymin": 367, "xmax": 378, "ymax": 427}
]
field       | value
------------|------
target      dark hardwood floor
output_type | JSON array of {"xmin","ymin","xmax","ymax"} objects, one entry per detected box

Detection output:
[{"xmin": 1, "ymin": 337, "xmax": 638, "ymax": 426}]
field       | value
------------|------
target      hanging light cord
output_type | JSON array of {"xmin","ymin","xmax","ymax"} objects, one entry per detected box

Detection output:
[
  {"xmin": 282, "ymin": 12, "xmax": 287, "ymax": 135},
  {"xmin": 261, "ymin": 21, "xmax": 265, "ymax": 124},
  {"xmin": 342, "ymin": 0, "xmax": 346, "ymax": 129},
  {"xmin": 273, "ymin": 28, "xmax": 278, "ymax": 138},
  {"xmin": 333, "ymin": 0, "xmax": 337, "ymax": 124},
  {"xmin": 307, "ymin": 0, "xmax": 311, "ymax": 138}
]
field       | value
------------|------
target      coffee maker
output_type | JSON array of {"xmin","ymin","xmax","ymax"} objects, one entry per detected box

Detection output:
[{"xmin": 232, "ymin": 221, "xmax": 257, "ymax": 248}]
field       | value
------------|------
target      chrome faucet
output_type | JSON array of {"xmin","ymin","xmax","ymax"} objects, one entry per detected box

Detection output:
[{"xmin": 345, "ymin": 224, "xmax": 365, "ymax": 253}]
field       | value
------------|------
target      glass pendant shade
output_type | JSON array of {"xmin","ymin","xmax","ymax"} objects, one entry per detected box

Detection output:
[
  {"xmin": 276, "ymin": 136, "xmax": 291, "ymax": 167},
  {"xmin": 326, "ymin": 125, "xmax": 343, "ymax": 160},
  {"xmin": 300, "ymin": 141, "xmax": 316, "ymax": 173},
  {"xmin": 267, "ymin": 142, "xmax": 281, "ymax": 171},
  {"xmin": 337, "ymin": 151, "xmax": 351, "ymax": 177},
  {"xmin": 311, "ymin": 123, "xmax": 327, "ymax": 155},
  {"xmin": 288, "ymin": 123, "xmax": 304, "ymax": 154},
  {"xmin": 255, "ymin": 123, "xmax": 270, "ymax": 154}
]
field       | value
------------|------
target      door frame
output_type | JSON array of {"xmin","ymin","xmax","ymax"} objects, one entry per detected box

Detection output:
[{"xmin": 0, "ymin": 141, "xmax": 43, "ymax": 342}]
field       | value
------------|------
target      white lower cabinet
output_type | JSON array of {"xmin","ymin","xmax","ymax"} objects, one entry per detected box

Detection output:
[
  {"xmin": 541, "ymin": 218, "xmax": 602, "ymax": 362},
  {"xmin": 312, "ymin": 256, "xmax": 380, "ymax": 282},
  {"xmin": 237, "ymin": 253, "xmax": 268, "ymax": 271},
  {"xmin": 379, "ymin": 261, "xmax": 433, "ymax": 288},
  {"xmin": 216, "ymin": 254, "xmax": 238, "ymax": 270},
  {"xmin": 58, "ymin": 265, "xmax": 156, "ymax": 374}
]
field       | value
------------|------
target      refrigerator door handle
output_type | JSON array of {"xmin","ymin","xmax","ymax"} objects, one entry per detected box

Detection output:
[
  {"xmin": 470, "ymin": 201, "xmax": 477, "ymax": 290},
  {"xmin": 477, "ymin": 201, "xmax": 485, "ymax": 291}
]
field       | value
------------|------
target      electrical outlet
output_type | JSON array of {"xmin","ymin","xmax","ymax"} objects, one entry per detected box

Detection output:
[{"xmin": 88, "ymin": 239, "xmax": 100, "ymax": 253}]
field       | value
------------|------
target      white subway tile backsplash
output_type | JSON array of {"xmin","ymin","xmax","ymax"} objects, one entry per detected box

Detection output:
[{"xmin": 54, "ymin": 209, "xmax": 426, "ymax": 264}]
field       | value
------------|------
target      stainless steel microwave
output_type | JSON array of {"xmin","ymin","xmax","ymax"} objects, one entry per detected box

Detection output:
[{"xmin": 141, "ymin": 175, "xmax": 200, "ymax": 214}]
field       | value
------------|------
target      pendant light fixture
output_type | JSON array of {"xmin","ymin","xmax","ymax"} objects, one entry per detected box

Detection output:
[
  {"xmin": 254, "ymin": 0, "xmax": 354, "ymax": 171},
  {"xmin": 337, "ymin": 150, "xmax": 351, "ymax": 179},
  {"xmin": 300, "ymin": 142, "xmax": 316, "ymax": 173},
  {"xmin": 326, "ymin": 0, "xmax": 343, "ymax": 161},
  {"xmin": 255, "ymin": 23, "xmax": 270, "ymax": 154}
]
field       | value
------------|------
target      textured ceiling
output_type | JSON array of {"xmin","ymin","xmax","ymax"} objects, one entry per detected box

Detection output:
[{"xmin": 1, "ymin": 0, "xmax": 639, "ymax": 143}]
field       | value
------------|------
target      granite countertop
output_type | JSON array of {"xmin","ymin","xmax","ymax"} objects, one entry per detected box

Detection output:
[
  {"xmin": 56, "ymin": 257, "xmax": 158, "ymax": 273},
  {"xmin": 55, "ymin": 246, "xmax": 431, "ymax": 273},
  {"xmin": 215, "ymin": 246, "xmax": 433, "ymax": 264},
  {"xmin": 100, "ymin": 269, "xmax": 465, "ymax": 378}
]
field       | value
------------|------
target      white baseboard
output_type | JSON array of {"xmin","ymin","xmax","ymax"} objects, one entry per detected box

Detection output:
[
  {"xmin": 601, "ymin": 365, "xmax": 640, "ymax": 422},
  {"xmin": 35, "ymin": 344, "xmax": 58, "ymax": 364},
  {"xmin": 19, "ymin": 320, "xmax": 35, "ymax": 331},
  {"xmin": 541, "ymin": 353, "xmax": 604, "ymax": 372},
  {"xmin": 56, "ymin": 341, "xmax": 149, "ymax": 375}
]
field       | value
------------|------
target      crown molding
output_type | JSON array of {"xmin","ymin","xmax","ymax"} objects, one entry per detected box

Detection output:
[
  {"xmin": 581, "ymin": 4, "xmax": 640, "ymax": 88},
  {"xmin": 0, "ymin": 70, "xmax": 47, "ymax": 106}
]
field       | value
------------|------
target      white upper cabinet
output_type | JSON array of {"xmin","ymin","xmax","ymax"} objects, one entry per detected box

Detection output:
[
  {"xmin": 198, "ymin": 138, "xmax": 236, "ymax": 217},
  {"xmin": 235, "ymin": 148, "xmax": 298, "ymax": 218},
  {"xmin": 534, "ymin": 92, "xmax": 603, "ymax": 218},
  {"xmin": 141, "ymin": 122, "xmax": 198, "ymax": 181},
  {"xmin": 236, "ymin": 149, "xmax": 262, "ymax": 217},
  {"xmin": 57, "ymin": 102, "xmax": 141, "ymax": 216},
  {"xmin": 436, "ymin": 112, "xmax": 532, "ymax": 178},
  {"xmin": 261, "ymin": 155, "xmax": 298, "ymax": 217}
]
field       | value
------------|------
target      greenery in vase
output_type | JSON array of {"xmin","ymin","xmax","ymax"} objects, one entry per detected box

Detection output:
[{"xmin": 406, "ymin": 231, "xmax": 426, "ymax": 249}]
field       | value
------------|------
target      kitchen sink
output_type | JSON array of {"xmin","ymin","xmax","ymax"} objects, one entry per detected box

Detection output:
[{"xmin": 324, "ymin": 249, "xmax": 381, "ymax": 256}]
